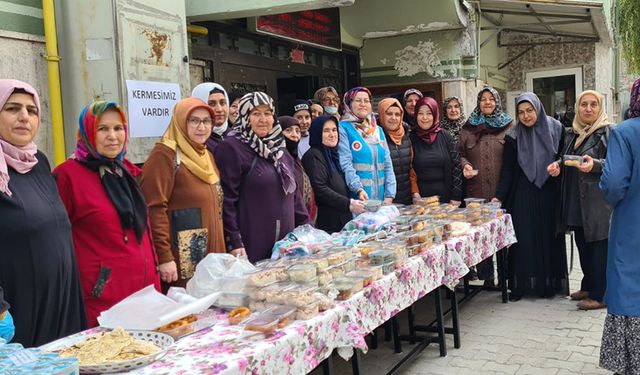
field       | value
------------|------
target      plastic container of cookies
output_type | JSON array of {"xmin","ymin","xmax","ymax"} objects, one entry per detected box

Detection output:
[
  {"xmin": 288, "ymin": 263, "xmax": 317, "ymax": 283},
  {"xmin": 463, "ymin": 198, "xmax": 485, "ymax": 208}
]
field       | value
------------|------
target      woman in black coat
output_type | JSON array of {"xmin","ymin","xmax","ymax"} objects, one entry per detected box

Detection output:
[{"xmin": 302, "ymin": 115, "xmax": 365, "ymax": 233}]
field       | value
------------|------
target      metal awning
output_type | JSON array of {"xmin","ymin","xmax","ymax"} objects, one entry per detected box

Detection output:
[{"xmin": 476, "ymin": 0, "xmax": 612, "ymax": 48}]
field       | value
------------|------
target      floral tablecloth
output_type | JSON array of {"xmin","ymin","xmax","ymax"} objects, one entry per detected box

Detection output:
[{"xmin": 59, "ymin": 216, "xmax": 514, "ymax": 375}]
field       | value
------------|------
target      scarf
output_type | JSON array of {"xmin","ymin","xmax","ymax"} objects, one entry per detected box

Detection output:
[
  {"xmin": 377, "ymin": 98, "xmax": 405, "ymax": 145},
  {"xmin": 341, "ymin": 87, "xmax": 380, "ymax": 142},
  {"xmin": 413, "ymin": 96, "xmax": 441, "ymax": 145},
  {"xmin": 278, "ymin": 115, "xmax": 300, "ymax": 158},
  {"xmin": 628, "ymin": 79, "xmax": 640, "ymax": 119},
  {"xmin": 441, "ymin": 96, "xmax": 466, "ymax": 140},
  {"xmin": 572, "ymin": 90, "xmax": 610, "ymax": 149},
  {"xmin": 160, "ymin": 97, "xmax": 220, "ymax": 184},
  {"xmin": 309, "ymin": 115, "xmax": 341, "ymax": 175},
  {"xmin": 467, "ymin": 86, "xmax": 513, "ymax": 129},
  {"xmin": 75, "ymin": 101, "xmax": 148, "ymax": 243},
  {"xmin": 515, "ymin": 92, "xmax": 563, "ymax": 189},
  {"xmin": 192, "ymin": 82, "xmax": 230, "ymax": 138},
  {"xmin": 237, "ymin": 92, "xmax": 296, "ymax": 195},
  {"xmin": 0, "ymin": 79, "xmax": 40, "ymax": 197}
]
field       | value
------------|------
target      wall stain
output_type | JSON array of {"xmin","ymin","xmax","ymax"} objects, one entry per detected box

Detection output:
[{"xmin": 142, "ymin": 29, "xmax": 169, "ymax": 65}]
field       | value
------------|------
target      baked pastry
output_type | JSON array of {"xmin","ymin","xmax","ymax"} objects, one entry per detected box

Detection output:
[
  {"xmin": 229, "ymin": 307, "xmax": 251, "ymax": 325},
  {"xmin": 157, "ymin": 314, "xmax": 198, "ymax": 336}
]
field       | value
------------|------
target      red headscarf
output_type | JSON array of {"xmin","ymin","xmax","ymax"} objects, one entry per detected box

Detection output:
[{"xmin": 413, "ymin": 96, "xmax": 441, "ymax": 144}]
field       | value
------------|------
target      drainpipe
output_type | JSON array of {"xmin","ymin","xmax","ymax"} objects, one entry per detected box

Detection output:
[
  {"xmin": 42, "ymin": 0, "xmax": 66, "ymax": 166},
  {"xmin": 466, "ymin": 0, "xmax": 482, "ymax": 83}
]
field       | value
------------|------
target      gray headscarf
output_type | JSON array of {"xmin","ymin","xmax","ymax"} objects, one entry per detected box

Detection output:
[{"xmin": 515, "ymin": 92, "xmax": 563, "ymax": 188}]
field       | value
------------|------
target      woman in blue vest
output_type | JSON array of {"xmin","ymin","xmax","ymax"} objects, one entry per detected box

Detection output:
[{"xmin": 337, "ymin": 87, "xmax": 396, "ymax": 203}]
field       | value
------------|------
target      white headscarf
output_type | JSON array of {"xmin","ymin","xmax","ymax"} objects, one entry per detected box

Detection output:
[{"xmin": 191, "ymin": 82, "xmax": 229, "ymax": 136}]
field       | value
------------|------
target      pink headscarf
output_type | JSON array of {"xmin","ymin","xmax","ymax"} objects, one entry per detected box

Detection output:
[{"xmin": 0, "ymin": 79, "xmax": 40, "ymax": 197}]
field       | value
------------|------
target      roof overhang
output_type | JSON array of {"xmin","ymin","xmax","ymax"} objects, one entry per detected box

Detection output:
[{"xmin": 476, "ymin": 0, "xmax": 613, "ymax": 47}]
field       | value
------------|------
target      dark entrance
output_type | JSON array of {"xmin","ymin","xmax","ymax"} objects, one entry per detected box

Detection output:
[{"xmin": 276, "ymin": 75, "xmax": 317, "ymax": 116}]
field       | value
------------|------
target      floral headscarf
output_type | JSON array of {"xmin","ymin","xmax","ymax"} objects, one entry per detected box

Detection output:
[
  {"xmin": 341, "ymin": 87, "xmax": 378, "ymax": 141},
  {"xmin": 467, "ymin": 86, "xmax": 513, "ymax": 129},
  {"xmin": 441, "ymin": 96, "xmax": 466, "ymax": 142}
]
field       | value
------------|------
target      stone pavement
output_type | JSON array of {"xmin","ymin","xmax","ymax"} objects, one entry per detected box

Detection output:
[{"xmin": 313, "ymin": 236, "xmax": 610, "ymax": 375}]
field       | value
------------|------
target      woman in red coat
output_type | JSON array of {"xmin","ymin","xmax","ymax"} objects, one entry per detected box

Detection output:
[{"xmin": 53, "ymin": 101, "xmax": 160, "ymax": 327}]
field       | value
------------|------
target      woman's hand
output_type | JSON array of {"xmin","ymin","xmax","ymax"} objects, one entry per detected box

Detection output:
[
  {"xmin": 577, "ymin": 155, "xmax": 594, "ymax": 173},
  {"xmin": 230, "ymin": 248, "xmax": 247, "ymax": 258},
  {"xmin": 357, "ymin": 189, "xmax": 369, "ymax": 201},
  {"xmin": 463, "ymin": 164, "xmax": 476, "ymax": 179},
  {"xmin": 383, "ymin": 197, "xmax": 393, "ymax": 205},
  {"xmin": 349, "ymin": 199, "xmax": 366, "ymax": 215},
  {"xmin": 157, "ymin": 261, "xmax": 178, "ymax": 283},
  {"xmin": 547, "ymin": 162, "xmax": 561, "ymax": 177},
  {"xmin": 412, "ymin": 193, "xmax": 421, "ymax": 204},
  {"xmin": 490, "ymin": 197, "xmax": 501, "ymax": 203}
]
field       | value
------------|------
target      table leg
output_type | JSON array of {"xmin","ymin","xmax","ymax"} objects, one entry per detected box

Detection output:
[
  {"xmin": 321, "ymin": 354, "xmax": 333, "ymax": 375},
  {"xmin": 370, "ymin": 328, "xmax": 378, "ymax": 350},
  {"xmin": 407, "ymin": 305, "xmax": 416, "ymax": 345},
  {"xmin": 351, "ymin": 349, "xmax": 362, "ymax": 375},
  {"xmin": 391, "ymin": 315, "xmax": 402, "ymax": 353},
  {"xmin": 434, "ymin": 287, "xmax": 447, "ymax": 357},
  {"xmin": 497, "ymin": 247, "xmax": 509, "ymax": 303},
  {"xmin": 449, "ymin": 289, "xmax": 461, "ymax": 349},
  {"xmin": 384, "ymin": 320, "xmax": 392, "ymax": 341}
]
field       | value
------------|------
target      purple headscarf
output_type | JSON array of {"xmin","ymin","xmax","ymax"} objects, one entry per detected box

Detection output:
[{"xmin": 628, "ymin": 79, "xmax": 640, "ymax": 119}]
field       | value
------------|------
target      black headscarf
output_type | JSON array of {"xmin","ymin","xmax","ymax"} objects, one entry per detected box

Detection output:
[
  {"xmin": 309, "ymin": 115, "xmax": 341, "ymax": 175},
  {"xmin": 278, "ymin": 115, "xmax": 300, "ymax": 158},
  {"xmin": 515, "ymin": 92, "xmax": 563, "ymax": 188}
]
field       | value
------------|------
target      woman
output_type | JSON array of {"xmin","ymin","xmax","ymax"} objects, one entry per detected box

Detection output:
[
  {"xmin": 303, "ymin": 115, "xmax": 365, "ymax": 233},
  {"xmin": 292, "ymin": 100, "xmax": 312, "ymax": 157},
  {"xmin": 214, "ymin": 92, "xmax": 309, "ymax": 263},
  {"xmin": 409, "ymin": 96, "xmax": 462, "ymax": 203},
  {"xmin": 338, "ymin": 87, "xmax": 396, "ymax": 203},
  {"xmin": 279, "ymin": 115, "xmax": 317, "ymax": 222},
  {"xmin": 0, "ymin": 79, "xmax": 86, "ymax": 346},
  {"xmin": 403, "ymin": 88, "xmax": 423, "ymax": 127},
  {"xmin": 598, "ymin": 79, "xmax": 640, "ymax": 375},
  {"xmin": 458, "ymin": 86, "xmax": 514, "ymax": 286},
  {"xmin": 309, "ymin": 99, "xmax": 324, "ymax": 120},
  {"xmin": 495, "ymin": 92, "xmax": 567, "ymax": 301},
  {"xmin": 140, "ymin": 97, "xmax": 225, "ymax": 288},
  {"xmin": 378, "ymin": 98, "xmax": 413, "ymax": 205},
  {"xmin": 228, "ymin": 91, "xmax": 243, "ymax": 127},
  {"xmin": 314, "ymin": 86, "xmax": 341, "ymax": 119},
  {"xmin": 192, "ymin": 82, "xmax": 231, "ymax": 152},
  {"xmin": 53, "ymin": 101, "xmax": 161, "ymax": 327},
  {"xmin": 441, "ymin": 96, "xmax": 466, "ymax": 144},
  {"xmin": 547, "ymin": 90, "xmax": 611, "ymax": 310}
]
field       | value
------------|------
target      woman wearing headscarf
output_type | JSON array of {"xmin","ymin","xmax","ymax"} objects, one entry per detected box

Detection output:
[
  {"xmin": 228, "ymin": 91, "xmax": 244, "ymax": 127},
  {"xmin": 140, "ymin": 97, "xmax": 225, "ymax": 288},
  {"xmin": 0, "ymin": 79, "xmax": 86, "ymax": 346},
  {"xmin": 303, "ymin": 115, "xmax": 365, "ymax": 233},
  {"xmin": 547, "ymin": 90, "xmax": 611, "ymax": 310},
  {"xmin": 495, "ymin": 92, "xmax": 567, "ymax": 301},
  {"xmin": 441, "ymin": 96, "xmax": 466, "ymax": 144},
  {"xmin": 279, "ymin": 115, "xmax": 317, "ymax": 223},
  {"xmin": 314, "ymin": 86, "xmax": 341, "ymax": 119},
  {"xmin": 214, "ymin": 92, "xmax": 309, "ymax": 263},
  {"xmin": 192, "ymin": 82, "xmax": 231, "ymax": 152},
  {"xmin": 338, "ymin": 87, "xmax": 396, "ymax": 203},
  {"xmin": 457, "ymin": 86, "xmax": 514, "ymax": 286},
  {"xmin": 53, "ymin": 101, "xmax": 160, "ymax": 326},
  {"xmin": 598, "ymin": 79, "xmax": 640, "ymax": 375},
  {"xmin": 409, "ymin": 96, "xmax": 462, "ymax": 203},
  {"xmin": 402, "ymin": 88, "xmax": 423, "ymax": 127},
  {"xmin": 378, "ymin": 98, "xmax": 413, "ymax": 205}
]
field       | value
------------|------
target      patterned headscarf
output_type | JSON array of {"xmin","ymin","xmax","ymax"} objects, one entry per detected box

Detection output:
[
  {"xmin": 74, "ymin": 101, "xmax": 148, "ymax": 243},
  {"xmin": 441, "ymin": 96, "xmax": 466, "ymax": 141},
  {"xmin": 628, "ymin": 79, "xmax": 640, "ymax": 119},
  {"xmin": 238, "ymin": 92, "xmax": 296, "ymax": 195},
  {"xmin": 467, "ymin": 86, "xmax": 513, "ymax": 129},
  {"xmin": 572, "ymin": 90, "xmax": 611, "ymax": 149},
  {"xmin": 413, "ymin": 96, "xmax": 441, "ymax": 145},
  {"xmin": 0, "ymin": 79, "xmax": 39, "ymax": 197},
  {"xmin": 341, "ymin": 87, "xmax": 379, "ymax": 141}
]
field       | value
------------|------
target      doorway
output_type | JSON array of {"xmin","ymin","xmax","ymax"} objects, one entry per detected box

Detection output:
[
  {"xmin": 526, "ymin": 67, "xmax": 582, "ymax": 127},
  {"xmin": 276, "ymin": 75, "xmax": 317, "ymax": 116}
]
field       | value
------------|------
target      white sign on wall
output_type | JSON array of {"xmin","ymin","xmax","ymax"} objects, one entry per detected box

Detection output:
[{"xmin": 126, "ymin": 80, "xmax": 181, "ymax": 138}]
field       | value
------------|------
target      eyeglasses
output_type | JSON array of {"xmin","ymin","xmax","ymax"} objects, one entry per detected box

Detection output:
[
  {"xmin": 322, "ymin": 97, "xmax": 340, "ymax": 105},
  {"xmin": 353, "ymin": 99, "xmax": 371, "ymax": 105},
  {"xmin": 187, "ymin": 116, "xmax": 213, "ymax": 128}
]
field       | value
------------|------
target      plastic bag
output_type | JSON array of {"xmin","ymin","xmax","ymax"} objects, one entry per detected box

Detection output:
[
  {"xmin": 0, "ymin": 311, "xmax": 14, "ymax": 342},
  {"xmin": 341, "ymin": 205, "xmax": 400, "ymax": 234},
  {"xmin": 271, "ymin": 224, "xmax": 332, "ymax": 259},
  {"xmin": 186, "ymin": 253, "xmax": 256, "ymax": 298}
]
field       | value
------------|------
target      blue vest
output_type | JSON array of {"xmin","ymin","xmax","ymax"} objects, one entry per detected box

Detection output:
[{"xmin": 340, "ymin": 121, "xmax": 387, "ymax": 199}]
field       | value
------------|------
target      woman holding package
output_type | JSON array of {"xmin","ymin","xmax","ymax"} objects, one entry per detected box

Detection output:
[
  {"xmin": 54, "ymin": 101, "xmax": 161, "ymax": 327},
  {"xmin": 141, "ymin": 97, "xmax": 225, "ymax": 289},
  {"xmin": 378, "ymin": 98, "xmax": 413, "ymax": 205},
  {"xmin": 214, "ymin": 92, "xmax": 309, "ymax": 263},
  {"xmin": 495, "ymin": 92, "xmax": 567, "ymax": 300},
  {"xmin": 0, "ymin": 79, "xmax": 86, "ymax": 346},
  {"xmin": 303, "ymin": 115, "xmax": 365, "ymax": 233},
  {"xmin": 409, "ymin": 96, "xmax": 462, "ymax": 204},
  {"xmin": 547, "ymin": 90, "xmax": 611, "ymax": 310},
  {"xmin": 338, "ymin": 87, "xmax": 396, "ymax": 203},
  {"xmin": 598, "ymin": 79, "xmax": 640, "ymax": 375},
  {"xmin": 457, "ymin": 86, "xmax": 513, "ymax": 286}
]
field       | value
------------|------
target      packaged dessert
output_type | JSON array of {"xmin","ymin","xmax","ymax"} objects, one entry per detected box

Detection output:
[
  {"xmin": 285, "ymin": 284, "xmax": 319, "ymax": 307},
  {"xmin": 407, "ymin": 243, "xmax": 422, "ymax": 257},
  {"xmin": 448, "ymin": 208, "xmax": 467, "ymax": 221},
  {"xmin": 249, "ymin": 300, "xmax": 269, "ymax": 312},
  {"xmin": 244, "ymin": 314, "xmax": 280, "ymax": 333},
  {"xmin": 311, "ymin": 255, "xmax": 330, "ymax": 271},
  {"xmin": 288, "ymin": 263, "xmax": 317, "ymax": 283},
  {"xmin": 296, "ymin": 301, "xmax": 319, "ymax": 320},
  {"xmin": 327, "ymin": 252, "xmax": 346, "ymax": 266},
  {"xmin": 156, "ymin": 310, "xmax": 216, "ymax": 338},
  {"xmin": 343, "ymin": 257, "xmax": 356, "ymax": 273},
  {"xmin": 228, "ymin": 307, "xmax": 251, "ymax": 325},
  {"xmin": 563, "ymin": 155, "xmax": 583, "ymax": 167},
  {"xmin": 215, "ymin": 292, "xmax": 250, "ymax": 310},
  {"xmin": 313, "ymin": 292, "xmax": 335, "ymax": 311},
  {"xmin": 392, "ymin": 215, "xmax": 413, "ymax": 226},
  {"xmin": 354, "ymin": 256, "xmax": 370, "ymax": 268},
  {"xmin": 381, "ymin": 260, "xmax": 396, "ymax": 275},
  {"xmin": 246, "ymin": 268, "xmax": 278, "ymax": 287},
  {"xmin": 368, "ymin": 249, "xmax": 396, "ymax": 265},
  {"xmin": 327, "ymin": 264, "xmax": 345, "ymax": 278},
  {"xmin": 318, "ymin": 271, "xmax": 333, "ymax": 286},
  {"xmin": 347, "ymin": 270, "xmax": 374, "ymax": 287},
  {"xmin": 263, "ymin": 282, "xmax": 294, "ymax": 305},
  {"xmin": 361, "ymin": 264, "xmax": 383, "ymax": 281},
  {"xmin": 262, "ymin": 305, "xmax": 297, "ymax": 328},
  {"xmin": 463, "ymin": 197, "xmax": 485, "ymax": 208},
  {"xmin": 333, "ymin": 277, "xmax": 363, "ymax": 300},
  {"xmin": 357, "ymin": 244, "xmax": 377, "ymax": 257}
]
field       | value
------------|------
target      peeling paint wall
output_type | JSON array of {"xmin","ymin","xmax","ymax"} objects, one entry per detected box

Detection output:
[{"xmin": 0, "ymin": 31, "xmax": 52, "ymax": 161}]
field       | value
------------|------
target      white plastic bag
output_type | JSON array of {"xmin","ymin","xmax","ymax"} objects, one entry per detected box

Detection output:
[{"xmin": 186, "ymin": 253, "xmax": 256, "ymax": 298}]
